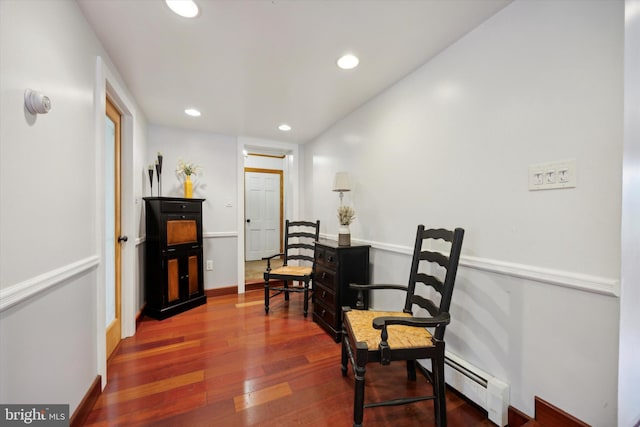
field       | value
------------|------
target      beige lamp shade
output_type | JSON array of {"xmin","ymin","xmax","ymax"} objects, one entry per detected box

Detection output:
[{"xmin": 333, "ymin": 172, "xmax": 351, "ymax": 192}]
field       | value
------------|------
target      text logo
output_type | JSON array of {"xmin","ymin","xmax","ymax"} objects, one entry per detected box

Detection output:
[{"xmin": 0, "ymin": 405, "xmax": 68, "ymax": 426}]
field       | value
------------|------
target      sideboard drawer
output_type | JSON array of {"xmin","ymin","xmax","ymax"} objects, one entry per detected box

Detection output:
[
  {"xmin": 315, "ymin": 246, "xmax": 338, "ymax": 269},
  {"xmin": 161, "ymin": 200, "xmax": 201, "ymax": 213},
  {"xmin": 314, "ymin": 266, "xmax": 336, "ymax": 289},
  {"xmin": 314, "ymin": 283, "xmax": 336, "ymax": 308},
  {"xmin": 313, "ymin": 302, "xmax": 337, "ymax": 330}
]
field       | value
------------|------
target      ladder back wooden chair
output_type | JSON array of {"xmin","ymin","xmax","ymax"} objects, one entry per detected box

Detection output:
[
  {"xmin": 341, "ymin": 225, "xmax": 464, "ymax": 427},
  {"xmin": 263, "ymin": 220, "xmax": 320, "ymax": 317}
]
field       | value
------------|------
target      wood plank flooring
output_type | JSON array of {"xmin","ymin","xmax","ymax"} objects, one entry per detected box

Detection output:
[{"xmin": 85, "ymin": 291, "xmax": 493, "ymax": 426}]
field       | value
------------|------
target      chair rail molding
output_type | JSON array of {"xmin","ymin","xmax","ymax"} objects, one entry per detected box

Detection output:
[
  {"xmin": 204, "ymin": 231, "xmax": 238, "ymax": 239},
  {"xmin": 320, "ymin": 234, "xmax": 619, "ymax": 298},
  {"xmin": 0, "ymin": 255, "xmax": 100, "ymax": 312}
]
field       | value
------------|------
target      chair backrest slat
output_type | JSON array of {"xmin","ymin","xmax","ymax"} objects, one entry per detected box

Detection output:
[
  {"xmin": 289, "ymin": 242, "xmax": 315, "ymax": 249},
  {"xmin": 415, "ymin": 272, "xmax": 444, "ymax": 295},
  {"xmin": 409, "ymin": 295, "xmax": 440, "ymax": 317},
  {"xmin": 420, "ymin": 250, "xmax": 449, "ymax": 268},
  {"xmin": 404, "ymin": 225, "xmax": 464, "ymax": 341}
]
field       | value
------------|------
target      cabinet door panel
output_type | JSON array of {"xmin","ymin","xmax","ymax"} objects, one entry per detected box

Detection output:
[
  {"xmin": 167, "ymin": 258, "xmax": 180, "ymax": 302},
  {"xmin": 188, "ymin": 255, "xmax": 199, "ymax": 295}
]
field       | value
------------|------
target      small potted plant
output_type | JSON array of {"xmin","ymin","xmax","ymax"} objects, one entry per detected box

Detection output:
[
  {"xmin": 337, "ymin": 205, "xmax": 355, "ymax": 246},
  {"xmin": 176, "ymin": 159, "xmax": 201, "ymax": 198}
]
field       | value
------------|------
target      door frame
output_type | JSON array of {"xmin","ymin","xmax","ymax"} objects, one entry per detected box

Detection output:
[
  {"xmin": 94, "ymin": 56, "xmax": 137, "ymax": 388},
  {"xmin": 236, "ymin": 138, "xmax": 302, "ymax": 294},
  {"xmin": 244, "ymin": 167, "xmax": 284, "ymax": 259}
]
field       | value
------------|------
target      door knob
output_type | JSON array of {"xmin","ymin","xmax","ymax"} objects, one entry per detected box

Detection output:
[
  {"xmin": 118, "ymin": 235, "xmax": 128, "ymax": 243},
  {"xmin": 246, "ymin": 219, "xmax": 251, "ymax": 223}
]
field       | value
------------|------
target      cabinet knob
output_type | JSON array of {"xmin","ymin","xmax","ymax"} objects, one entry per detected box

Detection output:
[
  {"xmin": 321, "ymin": 309, "xmax": 326, "ymax": 317},
  {"xmin": 322, "ymin": 291, "xmax": 326, "ymax": 298},
  {"xmin": 117, "ymin": 235, "xmax": 128, "ymax": 243},
  {"xmin": 322, "ymin": 272, "xmax": 327, "ymax": 279}
]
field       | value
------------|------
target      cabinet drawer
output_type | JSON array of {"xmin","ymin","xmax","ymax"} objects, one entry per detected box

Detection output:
[
  {"xmin": 315, "ymin": 246, "xmax": 337, "ymax": 269},
  {"xmin": 313, "ymin": 302, "xmax": 337, "ymax": 328},
  {"xmin": 314, "ymin": 283, "xmax": 336, "ymax": 308},
  {"xmin": 166, "ymin": 218, "xmax": 198, "ymax": 246},
  {"xmin": 314, "ymin": 266, "xmax": 336, "ymax": 289},
  {"xmin": 161, "ymin": 200, "xmax": 201, "ymax": 213}
]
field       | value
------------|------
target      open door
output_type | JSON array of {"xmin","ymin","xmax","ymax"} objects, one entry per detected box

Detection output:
[{"xmin": 105, "ymin": 97, "xmax": 124, "ymax": 359}]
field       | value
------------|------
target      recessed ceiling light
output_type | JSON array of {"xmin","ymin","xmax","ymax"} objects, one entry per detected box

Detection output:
[
  {"xmin": 185, "ymin": 108, "xmax": 201, "ymax": 117},
  {"xmin": 278, "ymin": 124, "xmax": 292, "ymax": 132},
  {"xmin": 337, "ymin": 54, "xmax": 359, "ymax": 70},
  {"xmin": 165, "ymin": 0, "xmax": 199, "ymax": 18}
]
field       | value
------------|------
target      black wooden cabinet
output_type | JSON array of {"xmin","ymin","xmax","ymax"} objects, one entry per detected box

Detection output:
[
  {"xmin": 313, "ymin": 239, "xmax": 370, "ymax": 342},
  {"xmin": 144, "ymin": 197, "xmax": 206, "ymax": 319}
]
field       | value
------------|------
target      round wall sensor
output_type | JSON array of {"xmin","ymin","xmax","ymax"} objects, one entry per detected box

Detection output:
[{"xmin": 25, "ymin": 89, "xmax": 51, "ymax": 114}]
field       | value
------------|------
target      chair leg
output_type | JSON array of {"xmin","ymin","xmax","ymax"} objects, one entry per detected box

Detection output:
[
  {"xmin": 303, "ymin": 279, "xmax": 309, "ymax": 317},
  {"xmin": 264, "ymin": 279, "xmax": 269, "ymax": 314},
  {"xmin": 284, "ymin": 280, "xmax": 290, "ymax": 301},
  {"xmin": 433, "ymin": 356, "xmax": 447, "ymax": 427},
  {"xmin": 341, "ymin": 339, "xmax": 348, "ymax": 376},
  {"xmin": 353, "ymin": 364, "xmax": 366, "ymax": 427},
  {"xmin": 406, "ymin": 359, "xmax": 417, "ymax": 381}
]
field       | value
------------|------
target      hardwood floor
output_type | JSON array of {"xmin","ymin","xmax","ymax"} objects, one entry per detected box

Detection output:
[{"xmin": 85, "ymin": 291, "xmax": 493, "ymax": 426}]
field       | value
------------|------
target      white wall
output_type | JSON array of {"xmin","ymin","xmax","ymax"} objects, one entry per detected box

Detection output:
[
  {"xmin": 0, "ymin": 0, "xmax": 146, "ymax": 413},
  {"xmin": 304, "ymin": 1, "xmax": 622, "ymax": 424},
  {"xmin": 147, "ymin": 125, "xmax": 238, "ymax": 289},
  {"xmin": 619, "ymin": 1, "xmax": 640, "ymax": 426}
]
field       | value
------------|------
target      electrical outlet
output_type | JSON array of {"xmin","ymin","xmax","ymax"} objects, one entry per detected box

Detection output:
[
  {"xmin": 529, "ymin": 159, "xmax": 576, "ymax": 191},
  {"xmin": 206, "ymin": 260, "xmax": 213, "ymax": 270},
  {"xmin": 545, "ymin": 169, "xmax": 556, "ymax": 184}
]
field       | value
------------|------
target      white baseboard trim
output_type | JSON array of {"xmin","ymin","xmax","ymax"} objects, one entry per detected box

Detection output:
[
  {"xmin": 320, "ymin": 233, "xmax": 619, "ymax": 297},
  {"xmin": 0, "ymin": 255, "xmax": 100, "ymax": 312}
]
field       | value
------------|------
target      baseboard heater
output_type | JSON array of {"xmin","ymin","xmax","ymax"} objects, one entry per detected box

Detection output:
[{"xmin": 420, "ymin": 351, "xmax": 510, "ymax": 426}]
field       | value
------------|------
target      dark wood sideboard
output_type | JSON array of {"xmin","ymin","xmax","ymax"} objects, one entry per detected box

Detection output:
[
  {"xmin": 144, "ymin": 197, "xmax": 206, "ymax": 319},
  {"xmin": 313, "ymin": 239, "xmax": 370, "ymax": 342}
]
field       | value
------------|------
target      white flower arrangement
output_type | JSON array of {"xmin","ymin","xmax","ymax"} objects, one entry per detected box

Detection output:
[
  {"xmin": 176, "ymin": 159, "xmax": 202, "ymax": 177},
  {"xmin": 337, "ymin": 205, "xmax": 356, "ymax": 226}
]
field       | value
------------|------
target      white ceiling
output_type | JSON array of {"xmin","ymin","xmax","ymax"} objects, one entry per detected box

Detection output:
[{"xmin": 77, "ymin": 0, "xmax": 510, "ymax": 143}]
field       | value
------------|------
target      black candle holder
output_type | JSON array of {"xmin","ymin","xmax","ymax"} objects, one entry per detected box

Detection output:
[
  {"xmin": 155, "ymin": 153, "xmax": 163, "ymax": 196},
  {"xmin": 148, "ymin": 167, "xmax": 154, "ymax": 196}
]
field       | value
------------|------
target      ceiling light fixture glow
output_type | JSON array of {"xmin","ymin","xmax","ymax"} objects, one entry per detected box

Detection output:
[
  {"xmin": 165, "ymin": 0, "xmax": 199, "ymax": 18},
  {"xmin": 337, "ymin": 54, "xmax": 359, "ymax": 70},
  {"xmin": 278, "ymin": 124, "xmax": 292, "ymax": 132},
  {"xmin": 185, "ymin": 108, "xmax": 201, "ymax": 117}
]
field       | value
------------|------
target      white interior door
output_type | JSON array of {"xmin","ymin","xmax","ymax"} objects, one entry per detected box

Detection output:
[{"xmin": 245, "ymin": 169, "xmax": 282, "ymax": 261}]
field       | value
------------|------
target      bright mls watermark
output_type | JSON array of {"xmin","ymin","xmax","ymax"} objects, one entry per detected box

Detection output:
[{"xmin": 0, "ymin": 405, "xmax": 68, "ymax": 426}]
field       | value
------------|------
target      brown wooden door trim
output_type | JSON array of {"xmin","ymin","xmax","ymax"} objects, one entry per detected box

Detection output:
[
  {"xmin": 105, "ymin": 97, "xmax": 122, "ymax": 359},
  {"xmin": 244, "ymin": 167, "xmax": 284, "ymax": 253}
]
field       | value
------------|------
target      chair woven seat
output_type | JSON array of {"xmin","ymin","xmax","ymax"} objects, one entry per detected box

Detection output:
[
  {"xmin": 269, "ymin": 265, "xmax": 312, "ymax": 277},
  {"xmin": 345, "ymin": 310, "xmax": 433, "ymax": 350}
]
